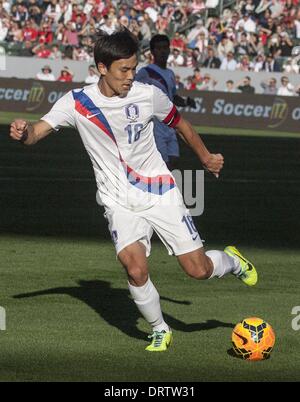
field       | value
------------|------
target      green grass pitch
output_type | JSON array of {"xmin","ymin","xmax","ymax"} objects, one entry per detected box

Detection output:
[
  {"xmin": 1, "ymin": 236, "xmax": 300, "ymax": 382},
  {"xmin": 0, "ymin": 119, "xmax": 300, "ymax": 382}
]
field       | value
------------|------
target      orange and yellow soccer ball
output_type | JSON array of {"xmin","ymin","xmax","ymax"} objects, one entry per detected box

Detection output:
[{"xmin": 232, "ymin": 317, "xmax": 275, "ymax": 361}]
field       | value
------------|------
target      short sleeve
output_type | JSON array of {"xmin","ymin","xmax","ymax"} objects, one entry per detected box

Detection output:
[
  {"xmin": 41, "ymin": 91, "xmax": 75, "ymax": 130},
  {"xmin": 151, "ymin": 86, "xmax": 181, "ymax": 128}
]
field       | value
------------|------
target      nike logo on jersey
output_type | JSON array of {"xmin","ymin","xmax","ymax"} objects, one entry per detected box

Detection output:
[
  {"xmin": 192, "ymin": 234, "xmax": 199, "ymax": 241},
  {"xmin": 86, "ymin": 112, "xmax": 100, "ymax": 119},
  {"xmin": 233, "ymin": 331, "xmax": 248, "ymax": 345}
]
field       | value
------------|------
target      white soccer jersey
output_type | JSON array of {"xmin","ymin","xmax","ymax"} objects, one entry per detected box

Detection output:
[{"xmin": 42, "ymin": 82, "xmax": 181, "ymax": 211}]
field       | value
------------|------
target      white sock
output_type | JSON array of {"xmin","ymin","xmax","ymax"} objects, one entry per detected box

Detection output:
[
  {"xmin": 128, "ymin": 277, "xmax": 169, "ymax": 332},
  {"xmin": 206, "ymin": 250, "xmax": 241, "ymax": 278}
]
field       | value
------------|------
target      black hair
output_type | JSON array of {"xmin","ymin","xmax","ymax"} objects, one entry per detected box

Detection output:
[
  {"xmin": 93, "ymin": 28, "xmax": 139, "ymax": 69},
  {"xmin": 150, "ymin": 34, "xmax": 170, "ymax": 52}
]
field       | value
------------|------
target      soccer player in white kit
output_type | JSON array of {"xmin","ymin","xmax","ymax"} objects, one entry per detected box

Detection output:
[{"xmin": 10, "ymin": 29, "xmax": 258, "ymax": 352}]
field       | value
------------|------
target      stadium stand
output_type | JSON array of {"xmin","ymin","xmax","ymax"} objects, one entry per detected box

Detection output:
[{"xmin": 0, "ymin": 0, "xmax": 299, "ymax": 92}]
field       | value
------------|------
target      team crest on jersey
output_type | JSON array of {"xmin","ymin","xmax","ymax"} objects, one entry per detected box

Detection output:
[{"xmin": 125, "ymin": 104, "xmax": 139, "ymax": 122}]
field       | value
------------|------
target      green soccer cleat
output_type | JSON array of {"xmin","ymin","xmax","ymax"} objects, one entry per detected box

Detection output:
[
  {"xmin": 224, "ymin": 246, "xmax": 258, "ymax": 286},
  {"xmin": 145, "ymin": 330, "xmax": 173, "ymax": 352}
]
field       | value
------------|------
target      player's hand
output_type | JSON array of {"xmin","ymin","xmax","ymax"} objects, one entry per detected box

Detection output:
[
  {"xmin": 173, "ymin": 94, "xmax": 186, "ymax": 107},
  {"xmin": 10, "ymin": 119, "xmax": 28, "ymax": 142},
  {"xmin": 186, "ymin": 96, "xmax": 196, "ymax": 109},
  {"xmin": 203, "ymin": 153, "xmax": 224, "ymax": 178}
]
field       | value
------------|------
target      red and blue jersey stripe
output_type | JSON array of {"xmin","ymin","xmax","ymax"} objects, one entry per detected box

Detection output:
[{"xmin": 73, "ymin": 89, "xmax": 116, "ymax": 144}]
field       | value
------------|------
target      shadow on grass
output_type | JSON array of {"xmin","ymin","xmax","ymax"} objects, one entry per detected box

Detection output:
[{"xmin": 13, "ymin": 279, "xmax": 234, "ymax": 340}]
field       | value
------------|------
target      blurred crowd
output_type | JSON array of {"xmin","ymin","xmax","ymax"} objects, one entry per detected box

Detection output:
[
  {"xmin": 0, "ymin": 0, "xmax": 299, "ymax": 91},
  {"xmin": 36, "ymin": 62, "xmax": 100, "ymax": 82},
  {"xmin": 175, "ymin": 69, "xmax": 300, "ymax": 95}
]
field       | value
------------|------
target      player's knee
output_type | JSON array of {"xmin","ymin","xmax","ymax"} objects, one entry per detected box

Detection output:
[
  {"xmin": 126, "ymin": 263, "xmax": 148, "ymax": 286},
  {"xmin": 183, "ymin": 259, "xmax": 211, "ymax": 280}
]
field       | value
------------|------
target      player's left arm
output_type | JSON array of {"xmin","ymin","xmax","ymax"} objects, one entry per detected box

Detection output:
[
  {"xmin": 174, "ymin": 116, "xmax": 224, "ymax": 178},
  {"xmin": 152, "ymin": 85, "xmax": 223, "ymax": 177}
]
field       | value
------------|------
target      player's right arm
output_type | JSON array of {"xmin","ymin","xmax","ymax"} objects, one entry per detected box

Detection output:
[
  {"xmin": 10, "ymin": 119, "xmax": 53, "ymax": 145},
  {"xmin": 10, "ymin": 91, "xmax": 76, "ymax": 145}
]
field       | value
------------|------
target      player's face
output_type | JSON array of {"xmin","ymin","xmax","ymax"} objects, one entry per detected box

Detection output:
[
  {"xmin": 152, "ymin": 41, "xmax": 170, "ymax": 66},
  {"xmin": 98, "ymin": 54, "xmax": 138, "ymax": 97}
]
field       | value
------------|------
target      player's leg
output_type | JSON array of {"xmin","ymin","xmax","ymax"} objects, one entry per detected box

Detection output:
[
  {"xmin": 118, "ymin": 242, "xmax": 172, "ymax": 351},
  {"xmin": 118, "ymin": 241, "xmax": 170, "ymax": 331},
  {"xmin": 118, "ymin": 241, "xmax": 149, "ymax": 286},
  {"xmin": 104, "ymin": 206, "xmax": 172, "ymax": 350},
  {"xmin": 105, "ymin": 208, "xmax": 166, "ymax": 326},
  {"xmin": 177, "ymin": 246, "xmax": 241, "ymax": 280},
  {"xmin": 146, "ymin": 189, "xmax": 257, "ymax": 284},
  {"xmin": 178, "ymin": 246, "xmax": 258, "ymax": 285}
]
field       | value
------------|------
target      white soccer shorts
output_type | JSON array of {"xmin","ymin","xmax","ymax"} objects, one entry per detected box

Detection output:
[{"xmin": 103, "ymin": 188, "xmax": 203, "ymax": 256}]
